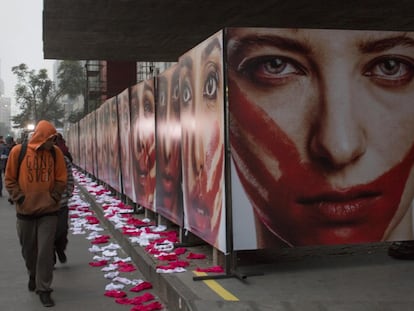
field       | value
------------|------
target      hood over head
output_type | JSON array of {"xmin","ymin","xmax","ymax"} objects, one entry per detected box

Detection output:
[{"xmin": 28, "ymin": 120, "xmax": 57, "ymax": 150}]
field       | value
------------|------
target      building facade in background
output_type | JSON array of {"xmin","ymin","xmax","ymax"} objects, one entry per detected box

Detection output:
[
  {"xmin": 0, "ymin": 96, "xmax": 12, "ymax": 136},
  {"xmin": 0, "ymin": 59, "xmax": 12, "ymax": 136}
]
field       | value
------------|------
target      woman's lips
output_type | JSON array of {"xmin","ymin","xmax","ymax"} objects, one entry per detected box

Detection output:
[
  {"xmin": 189, "ymin": 198, "xmax": 211, "ymax": 231},
  {"xmin": 137, "ymin": 154, "xmax": 149, "ymax": 184},
  {"xmin": 297, "ymin": 190, "xmax": 381, "ymax": 223},
  {"xmin": 162, "ymin": 173, "xmax": 174, "ymax": 193}
]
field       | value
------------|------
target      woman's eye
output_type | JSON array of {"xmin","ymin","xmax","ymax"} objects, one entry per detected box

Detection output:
[
  {"xmin": 238, "ymin": 56, "xmax": 305, "ymax": 85},
  {"xmin": 159, "ymin": 91, "xmax": 166, "ymax": 107},
  {"xmin": 364, "ymin": 56, "xmax": 414, "ymax": 87},
  {"xmin": 143, "ymin": 98, "xmax": 154, "ymax": 114},
  {"xmin": 158, "ymin": 91, "xmax": 167, "ymax": 117},
  {"xmin": 182, "ymin": 81, "xmax": 192, "ymax": 106},
  {"xmin": 172, "ymin": 84, "xmax": 180, "ymax": 114},
  {"xmin": 203, "ymin": 70, "xmax": 218, "ymax": 100},
  {"xmin": 172, "ymin": 84, "xmax": 179, "ymax": 102}
]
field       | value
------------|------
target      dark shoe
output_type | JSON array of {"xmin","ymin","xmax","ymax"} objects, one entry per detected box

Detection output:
[
  {"xmin": 38, "ymin": 291, "xmax": 55, "ymax": 307},
  {"xmin": 388, "ymin": 241, "xmax": 414, "ymax": 260},
  {"xmin": 28, "ymin": 277, "xmax": 35, "ymax": 291},
  {"xmin": 56, "ymin": 249, "xmax": 67, "ymax": 263}
]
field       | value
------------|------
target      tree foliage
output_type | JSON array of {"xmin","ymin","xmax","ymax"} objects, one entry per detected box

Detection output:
[
  {"xmin": 11, "ymin": 63, "xmax": 65, "ymax": 129},
  {"xmin": 57, "ymin": 60, "xmax": 85, "ymax": 100},
  {"xmin": 11, "ymin": 61, "xmax": 86, "ymax": 129}
]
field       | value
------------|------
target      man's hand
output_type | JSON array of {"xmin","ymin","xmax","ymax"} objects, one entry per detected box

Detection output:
[{"xmin": 17, "ymin": 196, "xmax": 25, "ymax": 205}]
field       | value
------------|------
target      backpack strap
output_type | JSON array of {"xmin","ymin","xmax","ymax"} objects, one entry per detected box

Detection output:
[
  {"xmin": 16, "ymin": 142, "xmax": 28, "ymax": 180},
  {"xmin": 51, "ymin": 146, "xmax": 56, "ymax": 163}
]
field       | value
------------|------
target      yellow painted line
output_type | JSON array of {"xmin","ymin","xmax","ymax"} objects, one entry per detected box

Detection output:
[{"xmin": 193, "ymin": 271, "xmax": 239, "ymax": 301}]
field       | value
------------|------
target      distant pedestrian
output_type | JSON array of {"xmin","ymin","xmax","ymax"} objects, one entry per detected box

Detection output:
[
  {"xmin": 6, "ymin": 136, "xmax": 17, "ymax": 149},
  {"xmin": 0, "ymin": 136, "xmax": 15, "ymax": 195},
  {"xmin": 54, "ymin": 133, "xmax": 74, "ymax": 264},
  {"xmin": 0, "ymin": 135, "xmax": 7, "ymax": 196},
  {"xmin": 5, "ymin": 120, "xmax": 67, "ymax": 307}
]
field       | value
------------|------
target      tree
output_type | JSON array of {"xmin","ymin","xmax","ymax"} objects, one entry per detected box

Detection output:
[
  {"xmin": 57, "ymin": 60, "xmax": 85, "ymax": 101},
  {"xmin": 11, "ymin": 64, "xmax": 65, "ymax": 129},
  {"xmin": 57, "ymin": 60, "xmax": 86, "ymax": 124},
  {"xmin": 11, "ymin": 61, "xmax": 86, "ymax": 129}
]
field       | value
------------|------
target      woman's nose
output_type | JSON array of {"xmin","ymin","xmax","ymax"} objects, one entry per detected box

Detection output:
[
  {"xmin": 163, "ymin": 130, "xmax": 171, "ymax": 162},
  {"xmin": 310, "ymin": 85, "xmax": 366, "ymax": 169},
  {"xmin": 163, "ymin": 105, "xmax": 173, "ymax": 161},
  {"xmin": 190, "ymin": 128, "xmax": 204, "ymax": 176}
]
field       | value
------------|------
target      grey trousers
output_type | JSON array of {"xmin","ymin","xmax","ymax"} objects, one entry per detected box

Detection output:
[
  {"xmin": 55, "ymin": 206, "xmax": 69, "ymax": 253},
  {"xmin": 16, "ymin": 215, "xmax": 58, "ymax": 292}
]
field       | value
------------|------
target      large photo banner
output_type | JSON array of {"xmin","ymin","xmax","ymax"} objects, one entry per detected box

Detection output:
[
  {"xmin": 85, "ymin": 112, "xmax": 94, "ymax": 175},
  {"xmin": 155, "ymin": 64, "xmax": 184, "ymax": 226},
  {"xmin": 227, "ymin": 27, "xmax": 414, "ymax": 250},
  {"xmin": 67, "ymin": 122, "xmax": 79, "ymax": 166},
  {"xmin": 91, "ymin": 110, "xmax": 98, "ymax": 178},
  {"xmin": 180, "ymin": 30, "xmax": 227, "ymax": 252},
  {"xmin": 79, "ymin": 117, "xmax": 86, "ymax": 171},
  {"xmin": 130, "ymin": 79, "xmax": 156, "ymax": 210},
  {"xmin": 108, "ymin": 96, "xmax": 121, "ymax": 192},
  {"xmin": 101, "ymin": 100, "xmax": 111, "ymax": 185},
  {"xmin": 95, "ymin": 104, "xmax": 105, "ymax": 182},
  {"xmin": 118, "ymin": 88, "xmax": 134, "ymax": 201}
]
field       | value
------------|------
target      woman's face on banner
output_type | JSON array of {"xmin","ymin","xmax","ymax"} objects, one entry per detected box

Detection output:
[
  {"xmin": 131, "ymin": 82, "xmax": 156, "ymax": 206},
  {"xmin": 157, "ymin": 67, "xmax": 181, "ymax": 213},
  {"xmin": 110, "ymin": 99, "xmax": 119, "ymax": 180},
  {"xmin": 120, "ymin": 93, "xmax": 130, "ymax": 163},
  {"xmin": 103, "ymin": 103, "xmax": 111, "ymax": 180},
  {"xmin": 228, "ymin": 28, "xmax": 414, "ymax": 246},
  {"xmin": 180, "ymin": 36, "xmax": 225, "ymax": 243},
  {"xmin": 119, "ymin": 93, "xmax": 132, "ymax": 187}
]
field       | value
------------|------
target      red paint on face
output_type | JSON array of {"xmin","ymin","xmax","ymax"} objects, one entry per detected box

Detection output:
[
  {"xmin": 157, "ymin": 72, "xmax": 182, "ymax": 219},
  {"xmin": 158, "ymin": 124, "xmax": 181, "ymax": 215},
  {"xmin": 229, "ymin": 80, "xmax": 414, "ymax": 246},
  {"xmin": 135, "ymin": 135, "xmax": 156, "ymax": 206},
  {"xmin": 185, "ymin": 118, "xmax": 224, "ymax": 244},
  {"xmin": 131, "ymin": 82, "xmax": 156, "ymax": 209}
]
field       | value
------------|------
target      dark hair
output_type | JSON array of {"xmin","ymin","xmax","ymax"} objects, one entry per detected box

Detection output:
[
  {"xmin": 55, "ymin": 133, "xmax": 73, "ymax": 162},
  {"xmin": 5, "ymin": 136, "xmax": 14, "ymax": 145}
]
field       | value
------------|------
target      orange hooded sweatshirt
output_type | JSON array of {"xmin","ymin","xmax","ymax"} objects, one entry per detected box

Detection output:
[{"xmin": 5, "ymin": 120, "xmax": 67, "ymax": 216}]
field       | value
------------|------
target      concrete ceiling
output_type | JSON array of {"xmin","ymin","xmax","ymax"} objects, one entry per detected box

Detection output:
[{"xmin": 43, "ymin": 0, "xmax": 414, "ymax": 62}]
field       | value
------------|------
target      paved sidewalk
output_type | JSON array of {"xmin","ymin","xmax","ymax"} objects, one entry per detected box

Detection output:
[
  {"xmin": 76, "ymin": 178, "xmax": 414, "ymax": 311},
  {"xmin": 0, "ymin": 191, "xmax": 164, "ymax": 311}
]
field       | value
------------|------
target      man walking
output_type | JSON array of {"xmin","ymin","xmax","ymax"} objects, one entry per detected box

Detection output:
[{"xmin": 5, "ymin": 120, "xmax": 67, "ymax": 307}]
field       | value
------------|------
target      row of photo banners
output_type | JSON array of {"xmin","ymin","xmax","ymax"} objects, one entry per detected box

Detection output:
[{"xmin": 67, "ymin": 27, "xmax": 414, "ymax": 253}]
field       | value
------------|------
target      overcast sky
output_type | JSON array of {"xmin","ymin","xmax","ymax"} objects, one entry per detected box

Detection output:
[{"xmin": 0, "ymin": 0, "xmax": 55, "ymax": 100}]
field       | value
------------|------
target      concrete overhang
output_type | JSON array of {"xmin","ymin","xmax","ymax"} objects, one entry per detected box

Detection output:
[{"xmin": 43, "ymin": 0, "xmax": 414, "ymax": 62}]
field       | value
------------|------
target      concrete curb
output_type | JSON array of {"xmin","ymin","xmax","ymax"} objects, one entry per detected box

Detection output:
[{"xmin": 77, "ymin": 183, "xmax": 203, "ymax": 311}]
